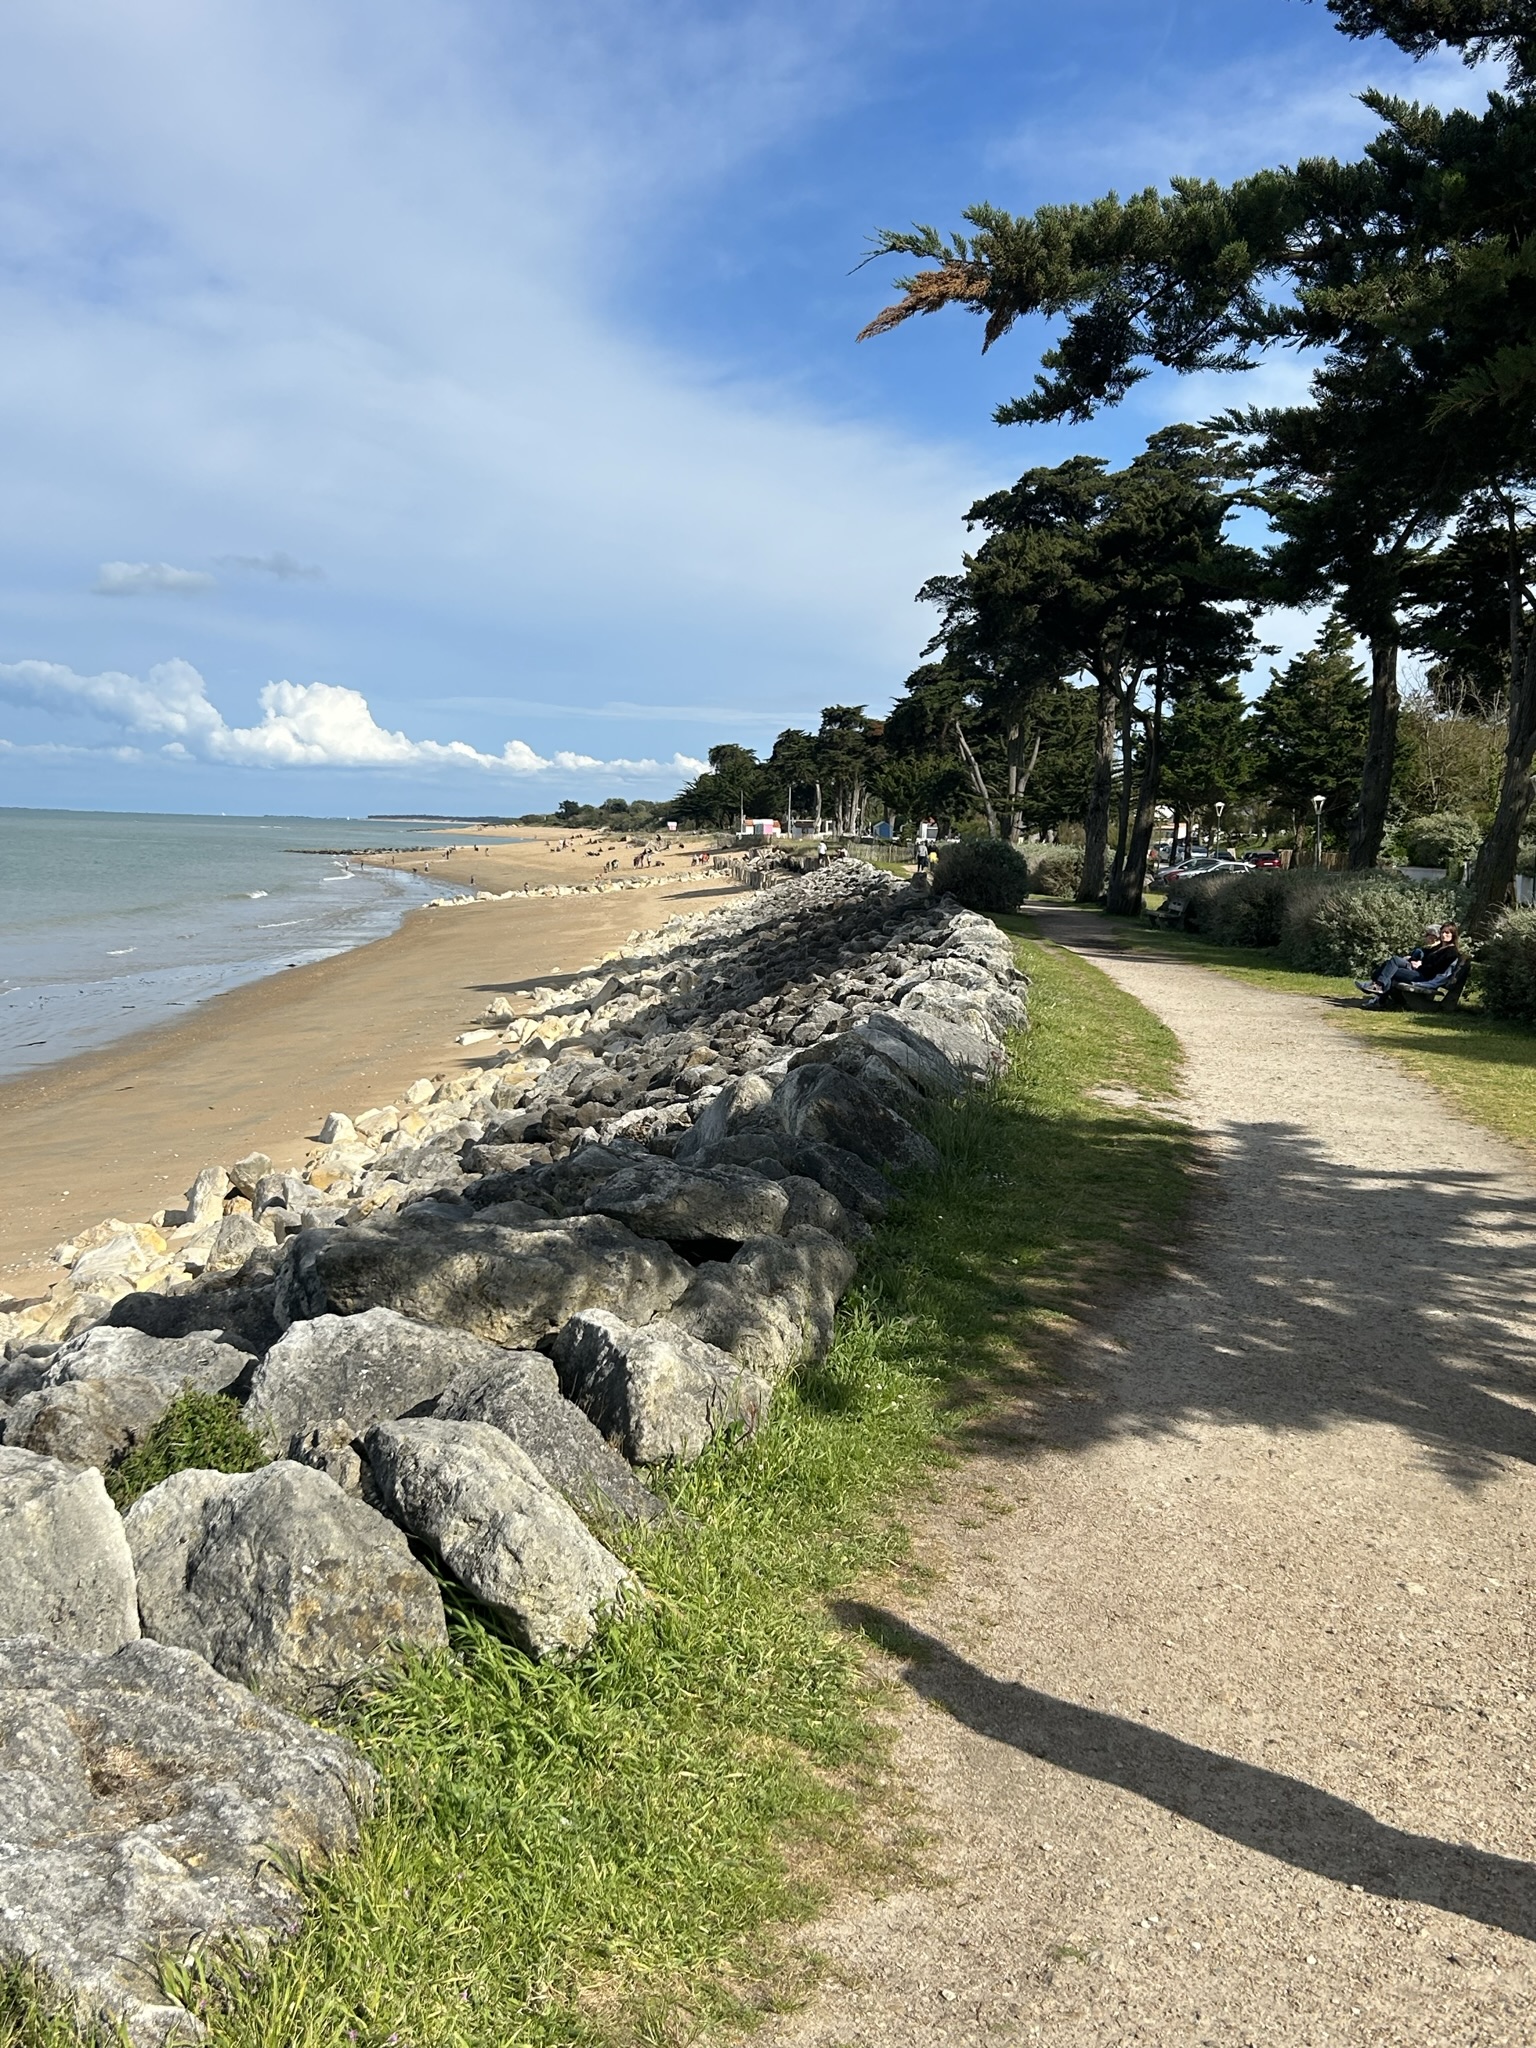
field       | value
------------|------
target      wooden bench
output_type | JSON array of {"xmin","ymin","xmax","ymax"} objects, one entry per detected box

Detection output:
[{"xmin": 1383, "ymin": 956, "xmax": 1471, "ymax": 1010}]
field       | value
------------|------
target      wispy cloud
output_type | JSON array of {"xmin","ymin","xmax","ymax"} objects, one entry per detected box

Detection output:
[
  {"xmin": 0, "ymin": 657, "xmax": 705, "ymax": 779},
  {"xmin": 92, "ymin": 561, "xmax": 215, "ymax": 597},
  {"xmin": 217, "ymin": 551, "xmax": 324, "ymax": 581}
]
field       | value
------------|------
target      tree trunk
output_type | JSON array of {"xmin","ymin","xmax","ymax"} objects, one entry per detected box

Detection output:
[
  {"xmin": 954, "ymin": 722, "xmax": 1000, "ymax": 838},
  {"xmin": 1347, "ymin": 629, "xmax": 1399, "ymax": 870},
  {"xmin": 1006, "ymin": 723, "xmax": 1041, "ymax": 844},
  {"xmin": 1107, "ymin": 686, "xmax": 1137, "ymax": 903},
  {"xmin": 1469, "ymin": 673, "xmax": 1536, "ymax": 935},
  {"xmin": 1079, "ymin": 672, "xmax": 1118, "ymax": 902},
  {"xmin": 813, "ymin": 782, "xmax": 822, "ymax": 835},
  {"xmin": 1468, "ymin": 507, "xmax": 1535, "ymax": 937},
  {"xmin": 1107, "ymin": 684, "xmax": 1165, "ymax": 918}
]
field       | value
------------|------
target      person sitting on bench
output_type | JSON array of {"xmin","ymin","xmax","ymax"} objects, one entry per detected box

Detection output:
[{"xmin": 1359, "ymin": 923, "xmax": 1461, "ymax": 1008}]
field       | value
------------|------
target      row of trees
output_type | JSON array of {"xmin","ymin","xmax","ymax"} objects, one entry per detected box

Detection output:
[{"xmin": 850, "ymin": 0, "xmax": 1536, "ymax": 932}]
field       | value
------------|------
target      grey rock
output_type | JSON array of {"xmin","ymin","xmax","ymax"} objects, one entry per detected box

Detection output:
[
  {"xmin": 582, "ymin": 1160, "xmax": 789, "ymax": 1248},
  {"xmin": 767, "ymin": 1063, "xmax": 940, "ymax": 1175},
  {"xmin": 106, "ymin": 1281, "xmax": 283, "ymax": 1357},
  {"xmin": 42, "ymin": 1323, "xmax": 250, "ymax": 1396},
  {"xmin": 201, "ymin": 1212, "xmax": 273, "ymax": 1277},
  {"xmin": 856, "ymin": 1007, "xmax": 1006, "ymax": 1089},
  {"xmin": 436, "ymin": 1351, "xmax": 663, "ymax": 1523},
  {"xmin": 228, "ymin": 1150, "xmax": 272, "ymax": 1197},
  {"xmin": 0, "ymin": 1447, "xmax": 139, "ymax": 1653},
  {"xmin": 126, "ymin": 1461, "xmax": 447, "ymax": 1707},
  {"xmin": 244, "ymin": 1306, "xmax": 519, "ymax": 1453},
  {"xmin": 0, "ymin": 1635, "xmax": 373, "ymax": 2047},
  {"xmin": 3, "ymin": 1374, "xmax": 176, "ymax": 1471},
  {"xmin": 695, "ymin": 1132, "xmax": 894, "ymax": 1220},
  {"xmin": 251, "ymin": 1169, "xmax": 310, "ymax": 1217},
  {"xmin": 667, "ymin": 1227, "xmax": 858, "ymax": 1381},
  {"xmin": 364, "ymin": 1419, "xmax": 631, "ymax": 1658},
  {"xmin": 184, "ymin": 1164, "xmax": 231, "ymax": 1228},
  {"xmin": 275, "ymin": 1214, "xmax": 691, "ymax": 1348},
  {"xmin": 777, "ymin": 1173, "xmax": 866, "ymax": 1243},
  {"xmin": 674, "ymin": 1070, "xmax": 776, "ymax": 1158},
  {"xmin": 286, "ymin": 1419, "xmax": 382, "ymax": 1505},
  {"xmin": 552, "ymin": 1310, "xmax": 771, "ymax": 1465}
]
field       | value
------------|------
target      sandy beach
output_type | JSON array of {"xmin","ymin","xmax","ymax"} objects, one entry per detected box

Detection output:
[{"xmin": 0, "ymin": 831, "xmax": 739, "ymax": 1297}]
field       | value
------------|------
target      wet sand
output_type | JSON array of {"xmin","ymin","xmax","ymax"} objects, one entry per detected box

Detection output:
[{"xmin": 0, "ymin": 831, "xmax": 737, "ymax": 1297}]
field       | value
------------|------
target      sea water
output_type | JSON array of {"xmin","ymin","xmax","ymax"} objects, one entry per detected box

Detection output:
[{"xmin": 0, "ymin": 809, "xmax": 464, "ymax": 1079}]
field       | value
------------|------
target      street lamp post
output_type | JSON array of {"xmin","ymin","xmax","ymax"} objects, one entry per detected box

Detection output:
[
  {"xmin": 1214, "ymin": 799, "xmax": 1225, "ymax": 848},
  {"xmin": 1312, "ymin": 793, "xmax": 1325, "ymax": 868}
]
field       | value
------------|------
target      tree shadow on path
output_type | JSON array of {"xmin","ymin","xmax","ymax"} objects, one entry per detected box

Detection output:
[{"xmin": 838, "ymin": 1604, "xmax": 1536, "ymax": 1944}]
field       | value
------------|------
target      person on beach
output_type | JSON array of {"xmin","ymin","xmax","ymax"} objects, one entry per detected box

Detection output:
[
  {"xmin": 1358, "ymin": 923, "xmax": 1461, "ymax": 1006},
  {"xmin": 915, "ymin": 836, "xmax": 931, "ymax": 876},
  {"xmin": 817, "ymin": 839, "xmax": 828, "ymax": 868}
]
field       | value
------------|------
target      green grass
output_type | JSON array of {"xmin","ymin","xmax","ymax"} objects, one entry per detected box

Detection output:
[
  {"xmin": 1089, "ymin": 907, "xmax": 1536, "ymax": 1158},
  {"xmin": 104, "ymin": 1390, "xmax": 268, "ymax": 1511},
  {"xmin": 4, "ymin": 930, "xmax": 1193, "ymax": 2048}
]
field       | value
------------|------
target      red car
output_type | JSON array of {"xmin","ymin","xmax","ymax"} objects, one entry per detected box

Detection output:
[{"xmin": 1247, "ymin": 850, "xmax": 1284, "ymax": 869}]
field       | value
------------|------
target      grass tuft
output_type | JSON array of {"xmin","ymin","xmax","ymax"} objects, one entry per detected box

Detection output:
[{"xmin": 105, "ymin": 1390, "xmax": 268, "ymax": 1512}]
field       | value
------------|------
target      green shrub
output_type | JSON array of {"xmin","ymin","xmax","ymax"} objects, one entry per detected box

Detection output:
[
  {"xmin": 1399, "ymin": 812, "xmax": 1483, "ymax": 870},
  {"xmin": 1180, "ymin": 866, "xmax": 1295, "ymax": 947},
  {"xmin": 1279, "ymin": 874, "xmax": 1463, "ymax": 975},
  {"xmin": 930, "ymin": 838, "xmax": 1031, "ymax": 912},
  {"xmin": 1025, "ymin": 846, "xmax": 1084, "ymax": 899},
  {"xmin": 1177, "ymin": 868, "xmax": 1463, "ymax": 974},
  {"xmin": 1477, "ymin": 910, "xmax": 1536, "ymax": 1022},
  {"xmin": 106, "ymin": 1389, "xmax": 267, "ymax": 1511}
]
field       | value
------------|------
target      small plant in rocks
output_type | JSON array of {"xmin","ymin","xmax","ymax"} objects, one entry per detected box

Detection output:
[
  {"xmin": 930, "ymin": 839, "xmax": 1032, "ymax": 913},
  {"xmin": 106, "ymin": 1390, "xmax": 268, "ymax": 1511}
]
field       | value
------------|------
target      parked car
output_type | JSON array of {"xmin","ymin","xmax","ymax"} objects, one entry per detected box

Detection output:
[
  {"xmin": 1152, "ymin": 855, "xmax": 1247, "ymax": 887},
  {"xmin": 1246, "ymin": 849, "xmax": 1284, "ymax": 869}
]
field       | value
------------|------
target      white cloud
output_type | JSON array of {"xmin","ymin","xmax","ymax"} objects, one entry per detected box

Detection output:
[
  {"xmin": 217, "ymin": 551, "xmax": 324, "ymax": 581},
  {"xmin": 93, "ymin": 561, "xmax": 216, "ymax": 597},
  {"xmin": 0, "ymin": 657, "xmax": 704, "ymax": 779}
]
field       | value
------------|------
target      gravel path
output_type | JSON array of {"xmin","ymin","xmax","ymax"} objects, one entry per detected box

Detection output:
[{"xmin": 760, "ymin": 905, "xmax": 1536, "ymax": 2048}]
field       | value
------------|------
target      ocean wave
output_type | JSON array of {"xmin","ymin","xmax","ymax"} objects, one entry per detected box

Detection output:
[
  {"xmin": 107, "ymin": 948, "xmax": 134, "ymax": 956},
  {"xmin": 246, "ymin": 890, "xmax": 269, "ymax": 899}
]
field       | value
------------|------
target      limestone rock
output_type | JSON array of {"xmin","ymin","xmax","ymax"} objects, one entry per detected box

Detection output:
[
  {"xmin": 667, "ymin": 1227, "xmax": 858, "ymax": 1381},
  {"xmin": 767, "ymin": 1063, "xmax": 939, "ymax": 1175},
  {"xmin": 2, "ymin": 1374, "xmax": 177, "ymax": 1472},
  {"xmin": 436, "ymin": 1350, "xmax": 664, "ymax": 1522},
  {"xmin": 184, "ymin": 1164, "xmax": 231, "ymax": 1228},
  {"xmin": 275, "ymin": 1214, "xmax": 691, "ymax": 1348},
  {"xmin": 0, "ymin": 1447, "xmax": 139, "ymax": 1653},
  {"xmin": 126, "ymin": 1461, "xmax": 447, "ymax": 1707},
  {"xmin": 244, "ymin": 1306, "xmax": 517, "ymax": 1452},
  {"xmin": 582, "ymin": 1160, "xmax": 789, "ymax": 1248},
  {"xmin": 674, "ymin": 1070, "xmax": 776, "ymax": 1158},
  {"xmin": 552, "ymin": 1311, "xmax": 770, "ymax": 1465},
  {"xmin": 0, "ymin": 1635, "xmax": 373, "ymax": 2047},
  {"xmin": 365, "ymin": 1418, "xmax": 631, "ymax": 1658},
  {"xmin": 42, "ymin": 1323, "xmax": 250, "ymax": 1397},
  {"xmin": 228, "ymin": 1150, "xmax": 272, "ymax": 1196}
]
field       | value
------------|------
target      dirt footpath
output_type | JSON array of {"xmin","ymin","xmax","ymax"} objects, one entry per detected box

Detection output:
[{"xmin": 763, "ymin": 904, "xmax": 1536, "ymax": 2048}]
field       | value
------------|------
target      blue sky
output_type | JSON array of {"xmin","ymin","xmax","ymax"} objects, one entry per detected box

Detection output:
[{"xmin": 0, "ymin": 0, "xmax": 1491, "ymax": 816}]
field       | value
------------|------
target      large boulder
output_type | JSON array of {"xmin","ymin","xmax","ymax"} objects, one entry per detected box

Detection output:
[
  {"xmin": 105, "ymin": 1280, "xmax": 283, "ymax": 1357},
  {"xmin": 581, "ymin": 1160, "xmax": 789, "ymax": 1249},
  {"xmin": 41, "ymin": 1324, "xmax": 251, "ymax": 1396},
  {"xmin": 674, "ymin": 1071, "xmax": 776, "ymax": 1159},
  {"xmin": 365, "ymin": 1419, "xmax": 631, "ymax": 1658},
  {"xmin": 694, "ymin": 1132, "xmax": 894, "ymax": 1220},
  {"xmin": 0, "ymin": 1635, "xmax": 372, "ymax": 2047},
  {"xmin": 552, "ymin": 1311, "xmax": 771, "ymax": 1465},
  {"xmin": 243, "ymin": 1306, "xmax": 518, "ymax": 1452},
  {"xmin": 125, "ymin": 1461, "xmax": 447, "ymax": 1708},
  {"xmin": 435, "ymin": 1351, "xmax": 664, "ymax": 1523},
  {"xmin": 666, "ymin": 1227, "xmax": 858, "ymax": 1381},
  {"xmin": 2, "ymin": 1374, "xmax": 177, "ymax": 1472},
  {"xmin": 274, "ymin": 1214, "xmax": 691, "ymax": 1347},
  {"xmin": 0, "ymin": 1448, "xmax": 139, "ymax": 1653},
  {"xmin": 765, "ymin": 1064, "xmax": 939, "ymax": 1176}
]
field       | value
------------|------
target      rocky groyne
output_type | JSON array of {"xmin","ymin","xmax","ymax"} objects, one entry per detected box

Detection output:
[{"xmin": 0, "ymin": 863, "xmax": 1027, "ymax": 2043}]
